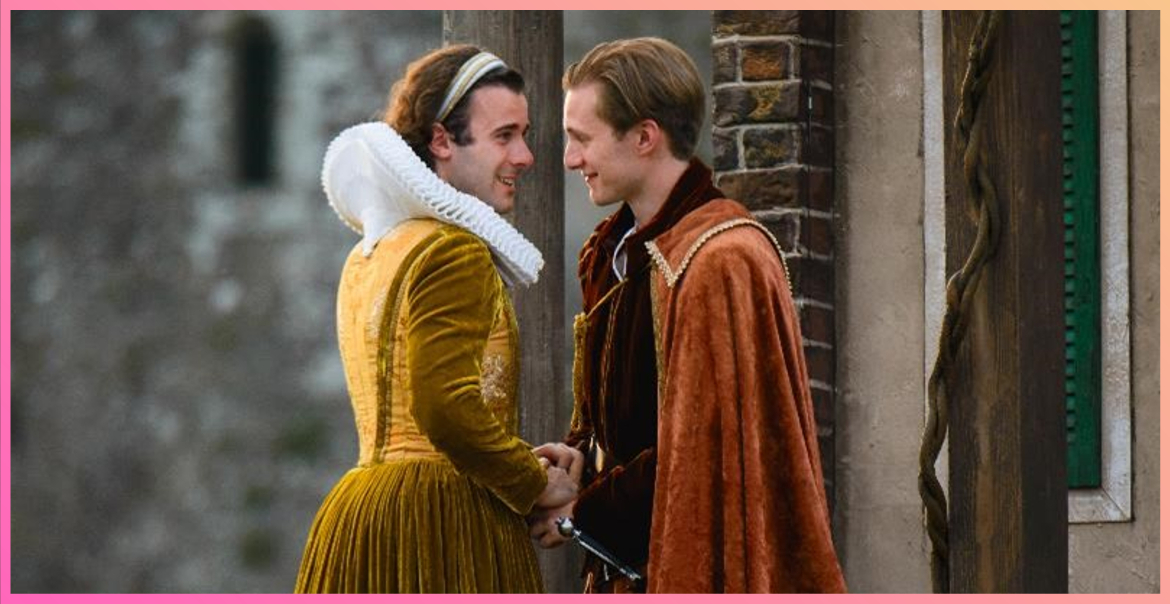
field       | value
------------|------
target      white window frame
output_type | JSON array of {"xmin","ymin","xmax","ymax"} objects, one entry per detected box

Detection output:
[{"xmin": 1069, "ymin": 9, "xmax": 1131, "ymax": 524}]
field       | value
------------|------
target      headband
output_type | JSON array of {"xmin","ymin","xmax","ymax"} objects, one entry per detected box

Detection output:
[{"xmin": 435, "ymin": 51, "xmax": 507, "ymax": 123}]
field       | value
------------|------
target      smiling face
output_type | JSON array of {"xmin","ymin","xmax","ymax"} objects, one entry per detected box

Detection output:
[
  {"xmin": 562, "ymin": 83, "xmax": 643, "ymax": 208},
  {"xmin": 433, "ymin": 85, "xmax": 534, "ymax": 214}
]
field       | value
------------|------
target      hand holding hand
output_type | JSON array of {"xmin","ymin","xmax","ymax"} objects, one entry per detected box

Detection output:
[
  {"xmin": 529, "ymin": 442, "xmax": 583, "ymax": 548},
  {"xmin": 535, "ymin": 464, "xmax": 577, "ymax": 509},
  {"xmin": 532, "ymin": 442, "xmax": 584, "ymax": 484},
  {"xmin": 528, "ymin": 501, "xmax": 573, "ymax": 549}
]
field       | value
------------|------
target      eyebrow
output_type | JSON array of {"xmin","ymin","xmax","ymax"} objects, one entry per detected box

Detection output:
[{"xmin": 492, "ymin": 122, "xmax": 528, "ymax": 136}]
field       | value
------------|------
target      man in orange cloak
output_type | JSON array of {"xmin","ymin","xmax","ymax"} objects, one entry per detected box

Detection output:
[{"xmin": 529, "ymin": 37, "xmax": 846, "ymax": 594}]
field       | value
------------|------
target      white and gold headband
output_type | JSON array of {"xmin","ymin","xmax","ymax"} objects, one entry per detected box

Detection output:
[{"xmin": 435, "ymin": 51, "xmax": 507, "ymax": 123}]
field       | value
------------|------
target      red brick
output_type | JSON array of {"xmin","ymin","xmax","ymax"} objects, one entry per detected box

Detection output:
[
  {"xmin": 713, "ymin": 43, "xmax": 737, "ymax": 84},
  {"xmin": 742, "ymin": 41, "xmax": 791, "ymax": 81},
  {"xmin": 817, "ymin": 430, "xmax": 835, "ymax": 514},
  {"xmin": 713, "ymin": 10, "xmax": 801, "ymax": 37},
  {"xmin": 811, "ymin": 385, "xmax": 835, "ymax": 424},
  {"xmin": 789, "ymin": 255, "xmax": 834, "ymax": 301},
  {"xmin": 802, "ymin": 215, "xmax": 833, "ymax": 256},
  {"xmin": 801, "ymin": 44, "xmax": 834, "ymax": 82},
  {"xmin": 803, "ymin": 344, "xmax": 834, "ymax": 384},
  {"xmin": 756, "ymin": 212, "xmax": 799, "ymax": 252},
  {"xmin": 809, "ymin": 86, "xmax": 833, "ymax": 121},
  {"xmin": 798, "ymin": 10, "xmax": 834, "ymax": 40},
  {"xmin": 713, "ymin": 82, "xmax": 801, "ymax": 127},
  {"xmin": 804, "ymin": 125, "xmax": 834, "ymax": 167},
  {"xmin": 715, "ymin": 168, "xmax": 802, "ymax": 210},
  {"xmin": 800, "ymin": 304, "xmax": 835, "ymax": 344},
  {"xmin": 807, "ymin": 170, "xmax": 833, "ymax": 212},
  {"xmin": 744, "ymin": 127, "xmax": 800, "ymax": 168},
  {"xmin": 712, "ymin": 128, "xmax": 739, "ymax": 172}
]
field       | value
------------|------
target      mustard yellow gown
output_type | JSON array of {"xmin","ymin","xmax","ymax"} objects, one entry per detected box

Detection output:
[{"xmin": 295, "ymin": 219, "xmax": 546, "ymax": 593}]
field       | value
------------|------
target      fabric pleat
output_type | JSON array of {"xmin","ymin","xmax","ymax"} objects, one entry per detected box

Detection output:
[{"xmin": 295, "ymin": 459, "xmax": 542, "ymax": 593}]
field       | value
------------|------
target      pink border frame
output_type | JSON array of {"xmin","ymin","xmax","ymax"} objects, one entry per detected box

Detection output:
[{"xmin": 0, "ymin": 4, "xmax": 1165, "ymax": 601}]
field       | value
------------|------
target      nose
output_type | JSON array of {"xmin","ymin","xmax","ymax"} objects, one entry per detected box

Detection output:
[
  {"xmin": 512, "ymin": 138, "xmax": 534, "ymax": 170},
  {"xmin": 563, "ymin": 141, "xmax": 582, "ymax": 171}
]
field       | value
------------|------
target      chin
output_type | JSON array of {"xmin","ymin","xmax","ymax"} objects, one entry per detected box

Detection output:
[{"xmin": 491, "ymin": 199, "xmax": 514, "ymax": 214}]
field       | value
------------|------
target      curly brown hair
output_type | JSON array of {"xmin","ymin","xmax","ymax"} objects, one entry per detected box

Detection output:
[{"xmin": 382, "ymin": 45, "xmax": 524, "ymax": 168}]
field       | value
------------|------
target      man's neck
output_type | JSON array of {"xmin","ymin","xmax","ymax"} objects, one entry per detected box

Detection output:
[{"xmin": 626, "ymin": 157, "xmax": 691, "ymax": 228}]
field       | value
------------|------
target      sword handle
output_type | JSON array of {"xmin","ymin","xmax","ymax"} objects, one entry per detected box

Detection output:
[
  {"xmin": 554, "ymin": 517, "xmax": 644, "ymax": 585},
  {"xmin": 555, "ymin": 516, "xmax": 576, "ymax": 538}
]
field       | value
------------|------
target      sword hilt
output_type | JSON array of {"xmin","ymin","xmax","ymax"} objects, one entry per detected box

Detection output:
[
  {"xmin": 554, "ymin": 517, "xmax": 644, "ymax": 585},
  {"xmin": 555, "ymin": 516, "xmax": 576, "ymax": 538}
]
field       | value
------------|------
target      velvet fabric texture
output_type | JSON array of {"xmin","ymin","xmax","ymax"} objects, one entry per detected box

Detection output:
[
  {"xmin": 567, "ymin": 160, "xmax": 721, "ymax": 572},
  {"xmin": 645, "ymin": 199, "xmax": 845, "ymax": 593},
  {"xmin": 295, "ymin": 219, "xmax": 546, "ymax": 593}
]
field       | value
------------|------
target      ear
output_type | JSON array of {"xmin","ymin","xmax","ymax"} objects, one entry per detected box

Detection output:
[
  {"xmin": 429, "ymin": 123, "xmax": 454, "ymax": 161},
  {"xmin": 632, "ymin": 119, "xmax": 663, "ymax": 157}
]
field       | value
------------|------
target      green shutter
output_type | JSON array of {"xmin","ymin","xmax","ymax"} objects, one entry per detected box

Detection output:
[{"xmin": 1061, "ymin": 10, "xmax": 1101, "ymax": 488}]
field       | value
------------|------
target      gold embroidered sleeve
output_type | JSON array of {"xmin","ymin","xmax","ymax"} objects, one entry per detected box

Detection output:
[{"xmin": 404, "ymin": 230, "xmax": 546, "ymax": 515}]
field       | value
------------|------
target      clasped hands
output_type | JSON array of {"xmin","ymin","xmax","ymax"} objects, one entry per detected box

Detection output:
[{"xmin": 529, "ymin": 442, "xmax": 582, "ymax": 549}]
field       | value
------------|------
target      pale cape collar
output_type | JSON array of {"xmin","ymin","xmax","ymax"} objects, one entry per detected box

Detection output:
[{"xmin": 321, "ymin": 122, "xmax": 543, "ymax": 288}]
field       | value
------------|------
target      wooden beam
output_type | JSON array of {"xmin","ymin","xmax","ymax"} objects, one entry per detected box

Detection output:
[
  {"xmin": 442, "ymin": 11, "xmax": 577, "ymax": 593},
  {"xmin": 942, "ymin": 11, "xmax": 1068, "ymax": 593}
]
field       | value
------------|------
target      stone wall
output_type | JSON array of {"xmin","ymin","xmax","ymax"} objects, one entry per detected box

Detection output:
[{"xmin": 10, "ymin": 11, "xmax": 441, "ymax": 592}]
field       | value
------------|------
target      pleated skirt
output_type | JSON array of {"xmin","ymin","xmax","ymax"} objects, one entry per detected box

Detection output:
[{"xmin": 294, "ymin": 458, "xmax": 543, "ymax": 593}]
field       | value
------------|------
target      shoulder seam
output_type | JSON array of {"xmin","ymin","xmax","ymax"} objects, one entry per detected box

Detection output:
[{"xmin": 646, "ymin": 218, "xmax": 790, "ymax": 289}]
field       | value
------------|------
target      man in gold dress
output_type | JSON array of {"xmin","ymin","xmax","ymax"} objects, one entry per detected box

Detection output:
[{"xmin": 295, "ymin": 45, "xmax": 582, "ymax": 594}]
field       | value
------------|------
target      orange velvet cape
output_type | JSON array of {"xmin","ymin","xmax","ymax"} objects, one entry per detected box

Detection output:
[
  {"xmin": 567, "ymin": 161, "xmax": 721, "ymax": 572},
  {"xmin": 644, "ymin": 199, "xmax": 845, "ymax": 593}
]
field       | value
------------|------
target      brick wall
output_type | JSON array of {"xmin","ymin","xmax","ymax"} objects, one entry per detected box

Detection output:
[{"xmin": 711, "ymin": 10, "xmax": 837, "ymax": 509}]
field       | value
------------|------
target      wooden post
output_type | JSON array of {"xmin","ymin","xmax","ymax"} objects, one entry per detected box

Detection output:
[
  {"xmin": 942, "ymin": 11, "xmax": 1068, "ymax": 592},
  {"xmin": 443, "ymin": 11, "xmax": 576, "ymax": 593}
]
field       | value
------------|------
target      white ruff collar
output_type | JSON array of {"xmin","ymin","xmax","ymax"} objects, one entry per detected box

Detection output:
[{"xmin": 322, "ymin": 122, "xmax": 543, "ymax": 288}]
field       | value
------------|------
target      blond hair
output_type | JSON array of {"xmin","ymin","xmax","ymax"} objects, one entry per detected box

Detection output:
[{"xmin": 563, "ymin": 37, "xmax": 704, "ymax": 159}]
